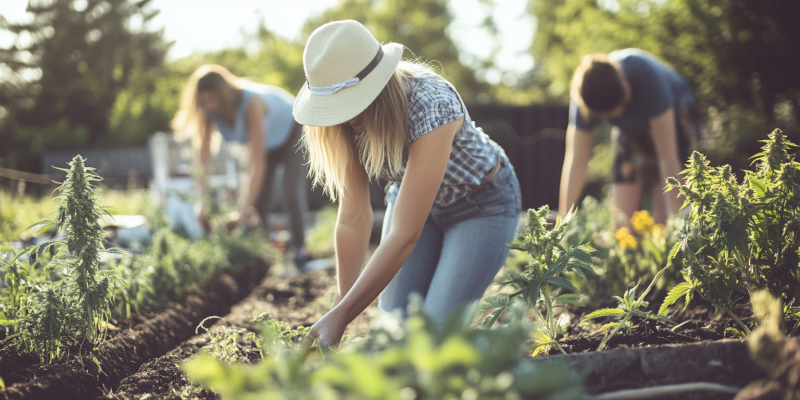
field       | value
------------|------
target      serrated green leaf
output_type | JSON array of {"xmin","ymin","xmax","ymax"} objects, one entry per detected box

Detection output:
[
  {"xmin": 525, "ymin": 285, "xmax": 541, "ymax": 306},
  {"xmin": 531, "ymin": 329, "xmax": 552, "ymax": 344},
  {"xmin": 544, "ymin": 255, "xmax": 570, "ymax": 279},
  {"xmin": 659, "ymin": 282, "xmax": 694, "ymax": 315},
  {"xmin": 104, "ymin": 247, "xmax": 126, "ymax": 255},
  {"xmin": 749, "ymin": 177, "xmax": 766, "ymax": 196},
  {"xmin": 21, "ymin": 219, "xmax": 56, "ymax": 233},
  {"xmin": 479, "ymin": 294, "xmax": 510, "ymax": 312},
  {"xmin": 546, "ymin": 276, "xmax": 576, "ymax": 291},
  {"xmin": 583, "ymin": 308, "xmax": 626, "ymax": 320},
  {"xmin": 599, "ymin": 322, "xmax": 620, "ymax": 331},
  {"xmin": 481, "ymin": 307, "xmax": 506, "ymax": 328},
  {"xmin": 555, "ymin": 293, "xmax": 586, "ymax": 307},
  {"xmin": 667, "ymin": 240, "xmax": 682, "ymax": 267}
]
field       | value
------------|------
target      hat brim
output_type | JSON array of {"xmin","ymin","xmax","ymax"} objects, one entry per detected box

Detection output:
[{"xmin": 293, "ymin": 42, "xmax": 404, "ymax": 127}]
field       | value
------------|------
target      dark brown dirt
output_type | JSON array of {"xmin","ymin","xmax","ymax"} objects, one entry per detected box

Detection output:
[
  {"xmin": 0, "ymin": 260, "xmax": 269, "ymax": 400},
  {"xmin": 545, "ymin": 300, "xmax": 755, "ymax": 354},
  {"xmin": 107, "ymin": 267, "xmax": 376, "ymax": 400}
]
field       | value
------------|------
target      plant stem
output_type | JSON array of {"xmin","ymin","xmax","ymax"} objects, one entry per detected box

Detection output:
[
  {"xmin": 724, "ymin": 307, "xmax": 751, "ymax": 336},
  {"xmin": 597, "ymin": 312, "xmax": 633, "ymax": 352}
]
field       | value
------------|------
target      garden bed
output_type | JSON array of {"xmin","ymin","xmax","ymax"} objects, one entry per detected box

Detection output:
[
  {"xmin": 553, "ymin": 302, "xmax": 754, "ymax": 354},
  {"xmin": 109, "ymin": 270, "xmax": 766, "ymax": 400},
  {"xmin": 106, "ymin": 267, "xmax": 377, "ymax": 400},
  {"xmin": 0, "ymin": 259, "xmax": 269, "ymax": 400}
]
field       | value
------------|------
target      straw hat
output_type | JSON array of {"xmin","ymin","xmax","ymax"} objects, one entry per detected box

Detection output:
[{"xmin": 293, "ymin": 20, "xmax": 404, "ymax": 127}]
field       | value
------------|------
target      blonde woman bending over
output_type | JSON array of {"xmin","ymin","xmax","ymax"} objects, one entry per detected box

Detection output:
[
  {"xmin": 294, "ymin": 21, "xmax": 521, "ymax": 346},
  {"xmin": 172, "ymin": 65, "xmax": 310, "ymax": 265}
]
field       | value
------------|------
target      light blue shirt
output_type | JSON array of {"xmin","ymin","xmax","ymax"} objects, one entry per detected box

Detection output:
[{"xmin": 210, "ymin": 82, "xmax": 296, "ymax": 150}]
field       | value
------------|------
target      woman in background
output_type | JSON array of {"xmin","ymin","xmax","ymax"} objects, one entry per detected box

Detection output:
[{"xmin": 172, "ymin": 65, "xmax": 310, "ymax": 267}]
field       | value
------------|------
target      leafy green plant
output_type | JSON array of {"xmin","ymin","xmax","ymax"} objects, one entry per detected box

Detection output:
[
  {"xmin": 108, "ymin": 254, "xmax": 154, "ymax": 318},
  {"xmin": 562, "ymin": 197, "xmax": 684, "ymax": 300},
  {"xmin": 480, "ymin": 206, "xmax": 597, "ymax": 355},
  {"xmin": 583, "ymin": 267, "xmax": 675, "ymax": 351},
  {"xmin": 196, "ymin": 316, "xmax": 265, "ymax": 364},
  {"xmin": 184, "ymin": 300, "xmax": 585, "ymax": 400},
  {"xmin": 660, "ymin": 129, "xmax": 800, "ymax": 336},
  {"xmin": 4, "ymin": 156, "xmax": 120, "ymax": 362}
]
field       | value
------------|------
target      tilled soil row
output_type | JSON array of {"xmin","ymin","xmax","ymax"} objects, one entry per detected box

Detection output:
[
  {"xmin": 107, "ymin": 267, "xmax": 376, "ymax": 400},
  {"xmin": 0, "ymin": 260, "xmax": 269, "ymax": 400}
]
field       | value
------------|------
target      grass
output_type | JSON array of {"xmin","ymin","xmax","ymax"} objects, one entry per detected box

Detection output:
[{"xmin": 0, "ymin": 188, "xmax": 148, "ymax": 241}]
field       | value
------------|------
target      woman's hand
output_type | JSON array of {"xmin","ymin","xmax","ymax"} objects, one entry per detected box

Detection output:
[
  {"xmin": 307, "ymin": 307, "xmax": 348, "ymax": 347},
  {"xmin": 195, "ymin": 201, "xmax": 212, "ymax": 232}
]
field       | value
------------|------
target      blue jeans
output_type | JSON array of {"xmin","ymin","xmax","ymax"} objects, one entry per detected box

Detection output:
[{"xmin": 379, "ymin": 157, "xmax": 522, "ymax": 322}]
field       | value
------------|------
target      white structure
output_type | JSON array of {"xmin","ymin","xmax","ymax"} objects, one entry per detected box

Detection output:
[{"xmin": 147, "ymin": 132, "xmax": 248, "ymax": 238}]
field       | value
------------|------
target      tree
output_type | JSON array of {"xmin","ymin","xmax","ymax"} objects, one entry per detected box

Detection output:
[
  {"xmin": 0, "ymin": 0, "xmax": 169, "ymax": 172},
  {"xmin": 528, "ymin": 0, "xmax": 800, "ymax": 172}
]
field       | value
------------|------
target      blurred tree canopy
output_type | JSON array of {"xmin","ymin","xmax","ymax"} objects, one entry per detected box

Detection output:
[
  {"xmin": 302, "ymin": 0, "xmax": 489, "ymax": 102},
  {"xmin": 0, "ymin": 0, "xmax": 169, "ymax": 172},
  {"xmin": 3, "ymin": 0, "xmax": 798, "ymax": 178},
  {"xmin": 528, "ymin": 0, "xmax": 800, "ymax": 171}
]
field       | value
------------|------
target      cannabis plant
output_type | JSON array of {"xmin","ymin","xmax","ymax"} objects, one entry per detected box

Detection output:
[
  {"xmin": 7, "ymin": 156, "xmax": 119, "ymax": 361},
  {"xmin": 184, "ymin": 300, "xmax": 585, "ymax": 400},
  {"xmin": 480, "ymin": 206, "xmax": 597, "ymax": 355},
  {"xmin": 660, "ymin": 130, "xmax": 800, "ymax": 336},
  {"xmin": 583, "ymin": 267, "xmax": 675, "ymax": 351}
]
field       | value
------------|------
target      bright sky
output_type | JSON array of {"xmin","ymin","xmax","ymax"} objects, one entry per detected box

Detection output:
[{"xmin": 0, "ymin": 0, "xmax": 534, "ymax": 84}]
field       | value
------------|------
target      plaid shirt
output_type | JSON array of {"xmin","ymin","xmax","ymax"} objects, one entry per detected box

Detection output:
[{"xmin": 354, "ymin": 71, "xmax": 505, "ymax": 208}]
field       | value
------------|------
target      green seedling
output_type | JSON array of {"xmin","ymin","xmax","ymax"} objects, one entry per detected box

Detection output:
[
  {"xmin": 584, "ymin": 267, "xmax": 675, "ymax": 351},
  {"xmin": 196, "ymin": 316, "xmax": 263, "ymax": 364},
  {"xmin": 183, "ymin": 300, "xmax": 585, "ymax": 400},
  {"xmin": 480, "ymin": 206, "xmax": 597, "ymax": 355}
]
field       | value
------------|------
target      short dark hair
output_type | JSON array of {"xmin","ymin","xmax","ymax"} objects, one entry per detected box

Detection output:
[{"xmin": 573, "ymin": 55, "xmax": 625, "ymax": 113}]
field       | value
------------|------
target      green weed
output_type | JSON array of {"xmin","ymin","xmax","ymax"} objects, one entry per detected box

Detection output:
[
  {"xmin": 183, "ymin": 301, "xmax": 585, "ymax": 400},
  {"xmin": 583, "ymin": 267, "xmax": 675, "ymax": 351},
  {"xmin": 660, "ymin": 129, "xmax": 800, "ymax": 336},
  {"xmin": 480, "ymin": 206, "xmax": 597, "ymax": 355}
]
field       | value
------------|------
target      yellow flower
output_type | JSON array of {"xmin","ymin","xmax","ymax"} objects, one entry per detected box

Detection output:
[
  {"xmin": 615, "ymin": 227, "xmax": 638, "ymax": 250},
  {"xmin": 651, "ymin": 224, "xmax": 666, "ymax": 237},
  {"xmin": 631, "ymin": 210, "xmax": 655, "ymax": 236}
]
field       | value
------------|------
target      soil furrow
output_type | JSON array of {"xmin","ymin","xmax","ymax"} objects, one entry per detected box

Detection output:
[
  {"xmin": 107, "ymin": 267, "xmax": 376, "ymax": 400},
  {"xmin": 0, "ymin": 260, "xmax": 269, "ymax": 400}
]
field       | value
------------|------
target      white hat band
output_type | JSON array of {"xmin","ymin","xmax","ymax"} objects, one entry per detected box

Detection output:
[{"xmin": 306, "ymin": 46, "xmax": 384, "ymax": 96}]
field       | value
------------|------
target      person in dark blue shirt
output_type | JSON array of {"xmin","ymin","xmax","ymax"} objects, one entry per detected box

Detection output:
[{"xmin": 559, "ymin": 49, "xmax": 703, "ymax": 224}]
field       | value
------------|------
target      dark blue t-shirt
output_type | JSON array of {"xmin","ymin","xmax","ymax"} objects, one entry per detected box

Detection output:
[{"xmin": 569, "ymin": 49, "xmax": 694, "ymax": 135}]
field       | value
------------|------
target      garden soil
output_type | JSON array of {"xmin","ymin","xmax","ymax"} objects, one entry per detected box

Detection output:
[
  {"xmin": 0, "ymin": 260, "xmax": 269, "ymax": 400},
  {"xmin": 106, "ymin": 267, "xmax": 377, "ymax": 400}
]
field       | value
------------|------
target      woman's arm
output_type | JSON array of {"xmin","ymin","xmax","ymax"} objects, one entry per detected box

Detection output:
[
  {"xmin": 648, "ymin": 108, "xmax": 683, "ymax": 215},
  {"xmin": 559, "ymin": 124, "xmax": 593, "ymax": 215},
  {"xmin": 197, "ymin": 116, "xmax": 214, "ymax": 196},
  {"xmin": 333, "ymin": 146, "xmax": 373, "ymax": 304},
  {"xmin": 309, "ymin": 116, "xmax": 463, "ymax": 346},
  {"xmin": 235, "ymin": 97, "xmax": 267, "ymax": 225}
]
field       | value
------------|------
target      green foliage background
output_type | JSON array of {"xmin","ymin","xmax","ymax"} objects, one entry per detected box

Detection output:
[
  {"xmin": 0, "ymin": 0, "xmax": 798, "ymax": 180},
  {"xmin": 529, "ymin": 0, "xmax": 800, "ymax": 172}
]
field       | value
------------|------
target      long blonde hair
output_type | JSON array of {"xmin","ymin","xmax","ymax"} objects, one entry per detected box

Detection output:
[
  {"xmin": 171, "ymin": 65, "xmax": 245, "ymax": 148},
  {"xmin": 303, "ymin": 61, "xmax": 432, "ymax": 201}
]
